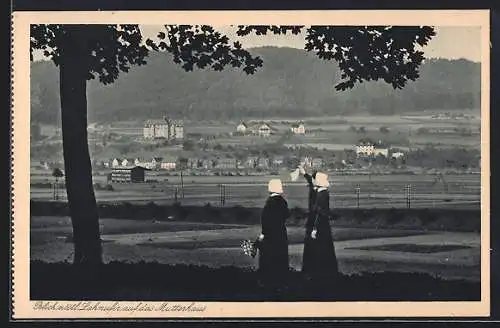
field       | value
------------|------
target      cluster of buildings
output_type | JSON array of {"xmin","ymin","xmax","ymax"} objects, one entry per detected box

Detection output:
[
  {"xmin": 235, "ymin": 121, "xmax": 306, "ymax": 137},
  {"xmin": 355, "ymin": 139, "xmax": 404, "ymax": 160},
  {"xmin": 103, "ymin": 155, "xmax": 326, "ymax": 173},
  {"xmin": 143, "ymin": 116, "xmax": 184, "ymax": 140}
]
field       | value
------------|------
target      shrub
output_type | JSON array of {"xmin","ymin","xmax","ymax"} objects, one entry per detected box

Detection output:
[
  {"xmin": 203, "ymin": 202, "xmax": 220, "ymax": 219},
  {"xmin": 171, "ymin": 202, "xmax": 189, "ymax": 220},
  {"xmin": 419, "ymin": 208, "xmax": 438, "ymax": 226},
  {"xmin": 230, "ymin": 205, "xmax": 253, "ymax": 222}
]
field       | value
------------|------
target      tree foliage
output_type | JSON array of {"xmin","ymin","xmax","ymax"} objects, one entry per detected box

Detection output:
[
  {"xmin": 31, "ymin": 24, "xmax": 149, "ymax": 84},
  {"xmin": 145, "ymin": 25, "xmax": 265, "ymax": 74}
]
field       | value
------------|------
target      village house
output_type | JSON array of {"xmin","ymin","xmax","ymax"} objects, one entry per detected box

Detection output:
[
  {"xmin": 236, "ymin": 122, "xmax": 248, "ymax": 134},
  {"xmin": 258, "ymin": 123, "xmax": 272, "ymax": 137},
  {"xmin": 134, "ymin": 157, "xmax": 144, "ymax": 167},
  {"xmin": 257, "ymin": 157, "xmax": 270, "ymax": 169},
  {"xmin": 143, "ymin": 115, "xmax": 184, "ymax": 140},
  {"xmin": 246, "ymin": 156, "xmax": 259, "ymax": 169},
  {"xmin": 391, "ymin": 152, "xmax": 405, "ymax": 159},
  {"xmin": 121, "ymin": 158, "xmax": 134, "ymax": 167},
  {"xmin": 216, "ymin": 157, "xmax": 238, "ymax": 170},
  {"xmin": 373, "ymin": 141, "xmax": 389, "ymax": 157},
  {"xmin": 187, "ymin": 158, "xmax": 201, "ymax": 170},
  {"xmin": 272, "ymin": 156, "xmax": 284, "ymax": 168},
  {"xmin": 147, "ymin": 157, "xmax": 163, "ymax": 170},
  {"xmin": 111, "ymin": 166, "xmax": 149, "ymax": 183},
  {"xmin": 290, "ymin": 121, "xmax": 306, "ymax": 135},
  {"xmin": 160, "ymin": 156, "xmax": 177, "ymax": 170},
  {"xmin": 201, "ymin": 158, "xmax": 214, "ymax": 170},
  {"xmin": 111, "ymin": 158, "xmax": 121, "ymax": 168}
]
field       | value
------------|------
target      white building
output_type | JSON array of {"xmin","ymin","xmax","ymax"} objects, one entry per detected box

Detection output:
[
  {"xmin": 111, "ymin": 158, "xmax": 121, "ymax": 168},
  {"xmin": 355, "ymin": 140, "xmax": 389, "ymax": 158},
  {"xmin": 160, "ymin": 156, "xmax": 178, "ymax": 170},
  {"xmin": 391, "ymin": 152, "xmax": 405, "ymax": 159},
  {"xmin": 290, "ymin": 122, "xmax": 306, "ymax": 135},
  {"xmin": 374, "ymin": 148, "xmax": 389, "ymax": 157},
  {"xmin": 236, "ymin": 122, "xmax": 248, "ymax": 133},
  {"xmin": 355, "ymin": 141, "xmax": 375, "ymax": 157},
  {"xmin": 121, "ymin": 158, "xmax": 131, "ymax": 167},
  {"xmin": 258, "ymin": 123, "xmax": 272, "ymax": 137},
  {"xmin": 143, "ymin": 116, "xmax": 184, "ymax": 140}
]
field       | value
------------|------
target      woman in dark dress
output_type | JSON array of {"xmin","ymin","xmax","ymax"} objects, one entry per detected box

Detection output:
[
  {"xmin": 258, "ymin": 179, "xmax": 290, "ymax": 280},
  {"xmin": 299, "ymin": 166, "xmax": 318, "ymax": 273},
  {"xmin": 307, "ymin": 172, "xmax": 339, "ymax": 277}
]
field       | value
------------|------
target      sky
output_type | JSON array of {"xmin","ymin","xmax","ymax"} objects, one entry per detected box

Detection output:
[
  {"xmin": 31, "ymin": 26, "xmax": 482, "ymax": 62},
  {"xmin": 140, "ymin": 25, "xmax": 482, "ymax": 62}
]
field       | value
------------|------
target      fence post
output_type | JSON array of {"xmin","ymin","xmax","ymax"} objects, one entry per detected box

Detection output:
[
  {"xmin": 406, "ymin": 184, "xmax": 412, "ymax": 209},
  {"xmin": 355, "ymin": 184, "xmax": 360, "ymax": 209},
  {"xmin": 180, "ymin": 170, "xmax": 185, "ymax": 199},
  {"xmin": 219, "ymin": 184, "xmax": 226, "ymax": 206}
]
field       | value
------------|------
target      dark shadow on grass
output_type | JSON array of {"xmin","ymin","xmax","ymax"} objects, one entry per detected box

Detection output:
[{"xmin": 30, "ymin": 261, "xmax": 480, "ymax": 302}]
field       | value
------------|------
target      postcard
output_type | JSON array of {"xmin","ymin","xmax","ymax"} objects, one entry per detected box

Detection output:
[{"xmin": 11, "ymin": 9, "xmax": 490, "ymax": 319}]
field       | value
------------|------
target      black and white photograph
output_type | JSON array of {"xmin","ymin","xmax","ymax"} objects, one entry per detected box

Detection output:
[{"xmin": 11, "ymin": 10, "xmax": 490, "ymax": 318}]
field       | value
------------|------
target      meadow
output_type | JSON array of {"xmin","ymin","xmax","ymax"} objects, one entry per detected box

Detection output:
[
  {"xmin": 31, "ymin": 172, "xmax": 481, "ymax": 209},
  {"xmin": 30, "ymin": 204, "xmax": 481, "ymax": 301}
]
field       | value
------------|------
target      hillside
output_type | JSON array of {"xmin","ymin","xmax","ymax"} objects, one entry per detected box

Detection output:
[{"xmin": 30, "ymin": 46, "xmax": 481, "ymax": 124}]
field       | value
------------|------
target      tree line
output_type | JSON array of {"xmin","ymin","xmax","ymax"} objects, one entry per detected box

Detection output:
[{"xmin": 30, "ymin": 48, "xmax": 480, "ymax": 124}]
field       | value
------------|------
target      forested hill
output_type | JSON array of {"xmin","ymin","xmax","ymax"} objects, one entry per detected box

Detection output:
[{"xmin": 30, "ymin": 46, "xmax": 481, "ymax": 124}]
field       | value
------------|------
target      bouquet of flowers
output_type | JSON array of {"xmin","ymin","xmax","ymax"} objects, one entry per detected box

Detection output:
[{"xmin": 241, "ymin": 238, "xmax": 261, "ymax": 258}]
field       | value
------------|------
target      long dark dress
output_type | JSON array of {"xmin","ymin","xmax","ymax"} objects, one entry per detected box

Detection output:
[
  {"xmin": 301, "ymin": 173, "xmax": 317, "ymax": 272},
  {"xmin": 258, "ymin": 194, "xmax": 290, "ymax": 277},
  {"xmin": 305, "ymin": 188, "xmax": 339, "ymax": 276}
]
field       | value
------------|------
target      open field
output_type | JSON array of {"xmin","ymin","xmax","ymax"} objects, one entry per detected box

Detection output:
[
  {"xmin": 31, "ymin": 173, "xmax": 481, "ymax": 209},
  {"xmin": 30, "ymin": 215, "xmax": 481, "ymax": 284}
]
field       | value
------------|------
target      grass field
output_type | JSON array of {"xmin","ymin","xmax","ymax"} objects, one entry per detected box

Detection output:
[{"xmin": 30, "ymin": 215, "xmax": 481, "ymax": 283}]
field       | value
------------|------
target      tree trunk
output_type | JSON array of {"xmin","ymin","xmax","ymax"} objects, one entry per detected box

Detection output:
[{"xmin": 59, "ymin": 26, "xmax": 102, "ymax": 265}]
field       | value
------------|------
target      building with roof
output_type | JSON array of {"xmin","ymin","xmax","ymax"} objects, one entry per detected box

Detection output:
[
  {"xmin": 236, "ymin": 122, "xmax": 248, "ymax": 133},
  {"xmin": 290, "ymin": 121, "xmax": 306, "ymax": 135},
  {"xmin": 143, "ymin": 115, "xmax": 184, "ymax": 140},
  {"xmin": 258, "ymin": 123, "xmax": 272, "ymax": 137},
  {"xmin": 111, "ymin": 166, "xmax": 149, "ymax": 183},
  {"xmin": 356, "ymin": 139, "xmax": 389, "ymax": 158}
]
